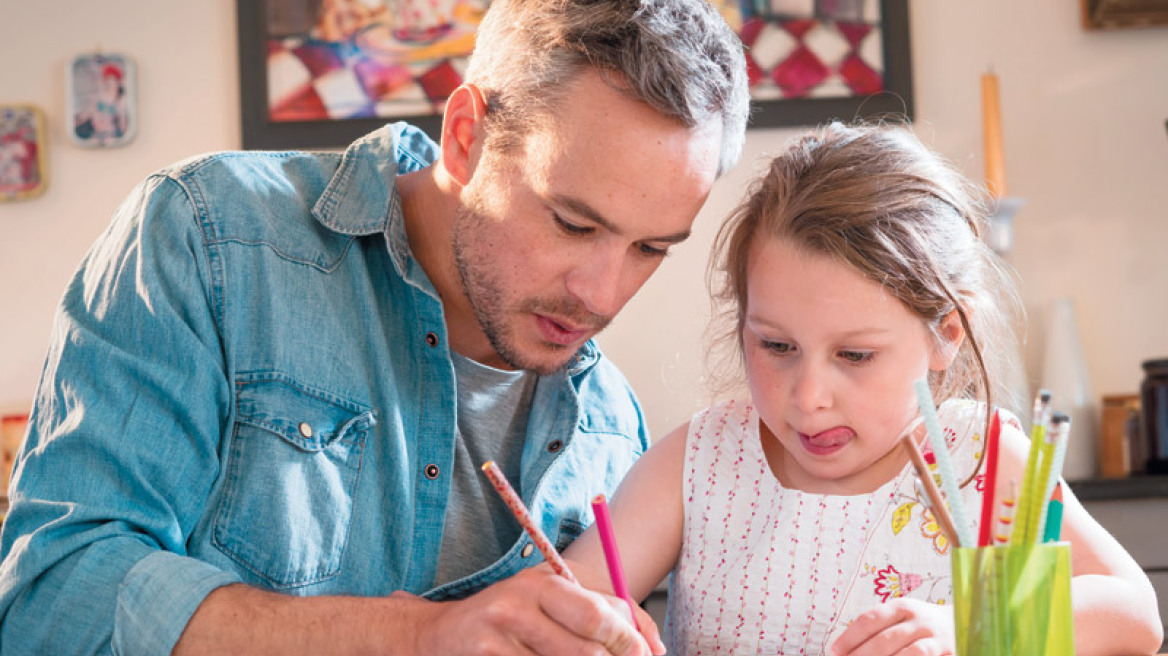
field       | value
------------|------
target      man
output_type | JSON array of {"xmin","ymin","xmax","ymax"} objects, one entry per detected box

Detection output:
[{"xmin": 0, "ymin": 1, "xmax": 749, "ymax": 654}]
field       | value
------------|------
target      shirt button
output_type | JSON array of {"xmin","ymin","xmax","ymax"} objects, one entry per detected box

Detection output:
[
  {"xmin": 547, "ymin": 440, "xmax": 563, "ymax": 453},
  {"xmin": 521, "ymin": 543, "xmax": 535, "ymax": 558},
  {"xmin": 424, "ymin": 464, "xmax": 440, "ymax": 479},
  {"xmin": 298, "ymin": 422, "xmax": 313, "ymax": 438},
  {"xmin": 425, "ymin": 332, "xmax": 439, "ymax": 347}
]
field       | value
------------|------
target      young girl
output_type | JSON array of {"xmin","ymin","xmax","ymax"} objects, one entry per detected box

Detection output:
[{"xmin": 564, "ymin": 123, "xmax": 1163, "ymax": 656}]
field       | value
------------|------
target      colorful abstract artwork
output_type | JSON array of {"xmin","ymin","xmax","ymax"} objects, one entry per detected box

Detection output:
[
  {"xmin": 264, "ymin": 0, "xmax": 486, "ymax": 123},
  {"xmin": 237, "ymin": 0, "xmax": 912, "ymax": 149}
]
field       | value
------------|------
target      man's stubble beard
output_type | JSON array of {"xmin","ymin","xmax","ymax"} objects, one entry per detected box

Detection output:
[{"xmin": 451, "ymin": 204, "xmax": 611, "ymax": 376}]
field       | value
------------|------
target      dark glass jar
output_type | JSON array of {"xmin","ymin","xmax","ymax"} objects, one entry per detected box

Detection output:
[{"xmin": 1140, "ymin": 358, "xmax": 1168, "ymax": 474}]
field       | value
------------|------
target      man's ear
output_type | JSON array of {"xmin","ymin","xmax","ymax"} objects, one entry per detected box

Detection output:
[
  {"xmin": 439, "ymin": 83, "xmax": 488, "ymax": 187},
  {"xmin": 929, "ymin": 309, "xmax": 967, "ymax": 371}
]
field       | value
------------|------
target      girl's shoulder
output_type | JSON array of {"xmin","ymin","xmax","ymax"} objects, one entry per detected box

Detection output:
[
  {"xmin": 936, "ymin": 398, "xmax": 1025, "ymax": 442},
  {"xmin": 683, "ymin": 398, "xmax": 761, "ymax": 464},
  {"xmin": 933, "ymin": 398, "xmax": 1027, "ymax": 481},
  {"xmin": 688, "ymin": 398, "xmax": 754, "ymax": 432}
]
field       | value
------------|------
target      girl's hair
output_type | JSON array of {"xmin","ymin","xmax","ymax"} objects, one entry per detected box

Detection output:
[
  {"xmin": 464, "ymin": 0, "xmax": 750, "ymax": 177},
  {"xmin": 709, "ymin": 122, "xmax": 1025, "ymax": 462}
]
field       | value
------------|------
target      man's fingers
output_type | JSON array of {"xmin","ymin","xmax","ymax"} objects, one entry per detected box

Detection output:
[{"xmin": 632, "ymin": 605, "xmax": 667, "ymax": 656}]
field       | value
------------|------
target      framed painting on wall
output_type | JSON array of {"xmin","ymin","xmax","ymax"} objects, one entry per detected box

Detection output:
[
  {"xmin": 0, "ymin": 104, "xmax": 48, "ymax": 202},
  {"xmin": 67, "ymin": 52, "xmax": 138, "ymax": 148},
  {"xmin": 236, "ymin": 0, "xmax": 913, "ymax": 150},
  {"xmin": 1080, "ymin": 0, "xmax": 1168, "ymax": 28}
]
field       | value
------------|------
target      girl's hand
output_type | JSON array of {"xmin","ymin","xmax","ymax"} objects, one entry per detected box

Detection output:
[{"xmin": 829, "ymin": 598, "xmax": 955, "ymax": 656}]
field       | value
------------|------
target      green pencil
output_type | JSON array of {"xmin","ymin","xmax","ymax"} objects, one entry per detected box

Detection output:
[{"xmin": 1042, "ymin": 482, "xmax": 1065, "ymax": 543}]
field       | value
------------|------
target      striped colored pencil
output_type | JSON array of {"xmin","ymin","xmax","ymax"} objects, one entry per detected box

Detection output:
[
  {"xmin": 482, "ymin": 460, "xmax": 578, "ymax": 584},
  {"xmin": 913, "ymin": 380, "xmax": 975, "ymax": 548},
  {"xmin": 1036, "ymin": 413, "xmax": 1071, "ymax": 540},
  {"xmin": 995, "ymin": 479, "xmax": 1018, "ymax": 544},
  {"xmin": 1014, "ymin": 390, "xmax": 1051, "ymax": 545}
]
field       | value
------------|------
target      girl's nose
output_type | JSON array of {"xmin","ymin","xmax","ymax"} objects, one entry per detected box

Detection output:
[{"xmin": 791, "ymin": 362, "xmax": 833, "ymax": 414}]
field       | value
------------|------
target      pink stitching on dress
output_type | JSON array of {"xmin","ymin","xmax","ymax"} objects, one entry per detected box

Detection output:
[
  {"xmin": 691, "ymin": 400, "xmax": 734, "ymax": 653},
  {"xmin": 729, "ymin": 406, "xmax": 764, "ymax": 655},
  {"xmin": 777, "ymin": 493, "xmax": 804, "ymax": 651}
]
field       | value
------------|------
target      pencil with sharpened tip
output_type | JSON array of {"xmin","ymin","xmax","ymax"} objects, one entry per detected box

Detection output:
[{"xmin": 481, "ymin": 460, "xmax": 578, "ymax": 584}]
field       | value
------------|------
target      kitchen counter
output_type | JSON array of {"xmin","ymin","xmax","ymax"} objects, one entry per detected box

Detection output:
[{"xmin": 1067, "ymin": 475, "xmax": 1168, "ymax": 501}]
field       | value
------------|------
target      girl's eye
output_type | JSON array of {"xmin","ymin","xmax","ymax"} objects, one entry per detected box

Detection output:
[
  {"xmin": 839, "ymin": 350, "xmax": 874, "ymax": 364},
  {"xmin": 762, "ymin": 340, "xmax": 794, "ymax": 354},
  {"xmin": 554, "ymin": 213, "xmax": 591, "ymax": 235}
]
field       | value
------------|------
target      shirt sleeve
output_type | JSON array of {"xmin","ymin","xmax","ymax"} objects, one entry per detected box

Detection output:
[{"xmin": 0, "ymin": 173, "xmax": 241, "ymax": 655}]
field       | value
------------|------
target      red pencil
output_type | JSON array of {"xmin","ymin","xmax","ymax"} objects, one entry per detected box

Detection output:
[{"xmin": 977, "ymin": 410, "xmax": 1002, "ymax": 547}]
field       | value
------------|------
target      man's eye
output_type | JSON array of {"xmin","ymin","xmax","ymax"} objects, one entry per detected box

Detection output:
[
  {"xmin": 554, "ymin": 213, "xmax": 591, "ymax": 235},
  {"xmin": 638, "ymin": 243, "xmax": 669, "ymax": 257}
]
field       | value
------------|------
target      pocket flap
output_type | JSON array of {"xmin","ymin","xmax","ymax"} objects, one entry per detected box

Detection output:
[{"xmin": 235, "ymin": 377, "xmax": 374, "ymax": 452}]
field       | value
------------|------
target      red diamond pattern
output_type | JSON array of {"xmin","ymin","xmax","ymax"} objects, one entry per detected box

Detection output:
[
  {"xmin": 770, "ymin": 45, "xmax": 830, "ymax": 98},
  {"xmin": 740, "ymin": 18, "xmax": 884, "ymax": 100}
]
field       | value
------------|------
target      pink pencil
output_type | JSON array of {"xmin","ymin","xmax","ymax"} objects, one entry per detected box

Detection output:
[
  {"xmin": 481, "ymin": 461, "xmax": 578, "ymax": 584},
  {"xmin": 591, "ymin": 494, "xmax": 639, "ymax": 630},
  {"xmin": 977, "ymin": 410, "xmax": 1002, "ymax": 547}
]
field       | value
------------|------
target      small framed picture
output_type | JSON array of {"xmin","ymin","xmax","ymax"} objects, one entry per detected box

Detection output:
[
  {"xmin": 67, "ymin": 52, "xmax": 137, "ymax": 148},
  {"xmin": 0, "ymin": 104, "xmax": 48, "ymax": 202}
]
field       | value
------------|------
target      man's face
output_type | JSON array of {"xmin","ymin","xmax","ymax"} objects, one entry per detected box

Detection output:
[{"xmin": 451, "ymin": 73, "xmax": 723, "ymax": 374}]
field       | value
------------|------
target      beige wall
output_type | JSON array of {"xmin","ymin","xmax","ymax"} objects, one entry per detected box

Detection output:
[{"xmin": 2, "ymin": 1, "xmax": 1167, "ymax": 456}]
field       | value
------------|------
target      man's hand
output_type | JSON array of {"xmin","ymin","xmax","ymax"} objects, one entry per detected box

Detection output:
[
  {"xmin": 830, "ymin": 598, "xmax": 955, "ymax": 656},
  {"xmin": 404, "ymin": 566, "xmax": 661, "ymax": 656}
]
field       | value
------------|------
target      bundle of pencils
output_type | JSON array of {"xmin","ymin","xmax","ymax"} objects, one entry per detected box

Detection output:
[
  {"xmin": 906, "ymin": 382, "xmax": 1070, "ymax": 549},
  {"xmin": 1009, "ymin": 392, "xmax": 1070, "ymax": 545}
]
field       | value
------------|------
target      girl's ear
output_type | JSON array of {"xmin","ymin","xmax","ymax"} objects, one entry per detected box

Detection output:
[
  {"xmin": 929, "ymin": 309, "xmax": 966, "ymax": 371},
  {"xmin": 439, "ymin": 83, "xmax": 488, "ymax": 187}
]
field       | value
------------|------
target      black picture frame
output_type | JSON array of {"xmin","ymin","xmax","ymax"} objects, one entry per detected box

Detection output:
[{"xmin": 236, "ymin": 0, "xmax": 914, "ymax": 150}]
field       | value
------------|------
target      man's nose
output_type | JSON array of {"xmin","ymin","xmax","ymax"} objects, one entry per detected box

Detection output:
[{"xmin": 564, "ymin": 248, "xmax": 628, "ymax": 319}]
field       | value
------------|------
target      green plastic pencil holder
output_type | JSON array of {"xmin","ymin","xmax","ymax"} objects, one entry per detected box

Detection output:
[{"xmin": 951, "ymin": 543, "xmax": 1075, "ymax": 656}]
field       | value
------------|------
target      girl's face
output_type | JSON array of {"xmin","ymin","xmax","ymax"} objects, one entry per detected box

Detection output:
[{"xmin": 743, "ymin": 237, "xmax": 961, "ymax": 495}]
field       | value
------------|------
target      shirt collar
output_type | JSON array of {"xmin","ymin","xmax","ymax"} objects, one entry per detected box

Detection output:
[
  {"xmin": 312, "ymin": 122, "xmax": 438, "ymax": 237},
  {"xmin": 312, "ymin": 125, "xmax": 401, "ymax": 237}
]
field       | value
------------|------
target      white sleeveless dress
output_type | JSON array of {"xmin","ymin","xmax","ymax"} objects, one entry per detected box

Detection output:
[{"xmin": 665, "ymin": 398, "xmax": 1014, "ymax": 656}]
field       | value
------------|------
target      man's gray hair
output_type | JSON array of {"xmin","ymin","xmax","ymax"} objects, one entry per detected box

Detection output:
[{"xmin": 464, "ymin": 0, "xmax": 750, "ymax": 176}]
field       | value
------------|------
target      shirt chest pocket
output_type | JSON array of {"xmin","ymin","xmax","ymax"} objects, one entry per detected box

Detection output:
[{"xmin": 213, "ymin": 376, "xmax": 375, "ymax": 588}]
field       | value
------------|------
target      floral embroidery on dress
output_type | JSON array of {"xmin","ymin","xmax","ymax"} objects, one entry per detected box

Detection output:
[
  {"xmin": 920, "ymin": 507, "xmax": 950, "ymax": 555},
  {"xmin": 873, "ymin": 565, "xmax": 925, "ymax": 601},
  {"xmin": 891, "ymin": 501, "xmax": 915, "ymax": 535}
]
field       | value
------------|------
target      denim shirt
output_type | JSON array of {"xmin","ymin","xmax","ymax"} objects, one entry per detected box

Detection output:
[{"xmin": 0, "ymin": 123, "xmax": 650, "ymax": 655}]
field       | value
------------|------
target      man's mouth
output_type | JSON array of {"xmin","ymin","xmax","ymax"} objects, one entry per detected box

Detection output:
[{"xmin": 535, "ymin": 314, "xmax": 590, "ymax": 346}]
